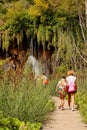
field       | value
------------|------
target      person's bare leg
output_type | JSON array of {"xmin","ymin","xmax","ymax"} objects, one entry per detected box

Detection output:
[
  {"xmin": 58, "ymin": 98, "xmax": 62, "ymax": 109},
  {"xmin": 61, "ymin": 98, "xmax": 64, "ymax": 110},
  {"xmin": 71, "ymin": 94, "xmax": 75, "ymax": 111},
  {"xmin": 68, "ymin": 93, "xmax": 71, "ymax": 108}
]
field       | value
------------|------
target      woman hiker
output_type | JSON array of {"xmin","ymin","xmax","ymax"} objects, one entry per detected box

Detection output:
[
  {"xmin": 55, "ymin": 76, "xmax": 67, "ymax": 110},
  {"xmin": 66, "ymin": 70, "xmax": 77, "ymax": 111}
]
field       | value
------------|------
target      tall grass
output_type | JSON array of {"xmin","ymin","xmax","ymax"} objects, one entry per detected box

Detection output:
[{"xmin": 0, "ymin": 73, "xmax": 54, "ymax": 123}]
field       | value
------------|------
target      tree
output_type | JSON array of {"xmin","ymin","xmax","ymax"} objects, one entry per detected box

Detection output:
[
  {"xmin": 85, "ymin": 0, "xmax": 87, "ymax": 27},
  {"xmin": 0, "ymin": 1, "xmax": 31, "ymax": 50}
]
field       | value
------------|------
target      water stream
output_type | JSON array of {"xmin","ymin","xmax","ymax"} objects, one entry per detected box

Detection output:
[{"xmin": 27, "ymin": 55, "xmax": 42, "ymax": 77}]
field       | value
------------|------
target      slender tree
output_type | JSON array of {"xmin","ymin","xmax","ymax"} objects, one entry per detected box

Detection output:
[{"xmin": 86, "ymin": 0, "xmax": 87, "ymax": 27}]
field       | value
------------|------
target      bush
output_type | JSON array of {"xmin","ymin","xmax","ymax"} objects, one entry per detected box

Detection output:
[
  {"xmin": 53, "ymin": 65, "xmax": 67, "ymax": 79},
  {"xmin": 0, "ymin": 116, "xmax": 42, "ymax": 130},
  {"xmin": 75, "ymin": 78, "xmax": 87, "ymax": 123}
]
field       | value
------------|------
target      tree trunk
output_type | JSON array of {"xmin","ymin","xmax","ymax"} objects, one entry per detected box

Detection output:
[{"xmin": 86, "ymin": 0, "xmax": 87, "ymax": 27}]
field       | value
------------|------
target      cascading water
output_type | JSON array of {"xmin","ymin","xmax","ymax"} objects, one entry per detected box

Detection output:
[{"xmin": 27, "ymin": 55, "xmax": 42, "ymax": 77}]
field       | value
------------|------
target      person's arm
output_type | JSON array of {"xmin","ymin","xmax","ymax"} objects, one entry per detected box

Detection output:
[
  {"xmin": 65, "ymin": 78, "xmax": 68, "ymax": 86},
  {"xmin": 55, "ymin": 81, "xmax": 60, "ymax": 92},
  {"xmin": 74, "ymin": 79, "xmax": 77, "ymax": 88}
]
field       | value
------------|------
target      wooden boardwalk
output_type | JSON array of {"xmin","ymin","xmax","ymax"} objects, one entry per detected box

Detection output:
[{"xmin": 42, "ymin": 97, "xmax": 87, "ymax": 130}]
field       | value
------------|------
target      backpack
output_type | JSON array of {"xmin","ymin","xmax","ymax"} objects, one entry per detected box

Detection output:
[{"xmin": 44, "ymin": 79, "xmax": 48, "ymax": 85}]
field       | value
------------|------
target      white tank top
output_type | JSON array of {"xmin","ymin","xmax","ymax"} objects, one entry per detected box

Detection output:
[{"xmin": 66, "ymin": 75, "xmax": 76, "ymax": 86}]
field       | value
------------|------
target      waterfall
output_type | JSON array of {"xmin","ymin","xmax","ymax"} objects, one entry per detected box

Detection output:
[{"xmin": 27, "ymin": 55, "xmax": 42, "ymax": 77}]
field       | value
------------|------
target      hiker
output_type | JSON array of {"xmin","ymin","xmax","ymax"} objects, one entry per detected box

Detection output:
[
  {"xmin": 35, "ymin": 75, "xmax": 42, "ymax": 86},
  {"xmin": 66, "ymin": 70, "xmax": 77, "ymax": 111},
  {"xmin": 41, "ymin": 73, "xmax": 49, "ymax": 86},
  {"xmin": 55, "ymin": 76, "xmax": 67, "ymax": 110}
]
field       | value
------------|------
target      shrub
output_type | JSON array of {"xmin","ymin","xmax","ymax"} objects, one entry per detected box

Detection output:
[
  {"xmin": 0, "ymin": 116, "xmax": 42, "ymax": 130},
  {"xmin": 75, "ymin": 78, "xmax": 87, "ymax": 123}
]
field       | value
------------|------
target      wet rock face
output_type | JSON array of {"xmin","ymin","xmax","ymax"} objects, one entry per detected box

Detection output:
[{"xmin": 0, "ymin": 31, "xmax": 55, "ymax": 76}]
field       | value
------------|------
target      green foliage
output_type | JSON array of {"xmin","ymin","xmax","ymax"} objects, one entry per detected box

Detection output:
[
  {"xmin": 0, "ymin": 0, "xmax": 32, "ymax": 50},
  {"xmin": 2, "ymin": 11, "xmax": 30, "ymax": 35},
  {"xmin": 0, "ymin": 0, "xmax": 86, "ymax": 64},
  {"xmin": 0, "ymin": 116, "xmax": 42, "ymax": 130},
  {"xmin": 37, "ymin": 25, "xmax": 46, "ymax": 44},
  {"xmin": 75, "ymin": 92, "xmax": 87, "ymax": 123},
  {"xmin": 26, "ymin": 122, "xmax": 42, "ymax": 130},
  {"xmin": 0, "ymin": 72, "xmax": 55, "ymax": 123},
  {"xmin": 75, "ymin": 77, "xmax": 87, "ymax": 123},
  {"xmin": 1, "ymin": 32, "xmax": 10, "ymax": 51},
  {"xmin": 0, "ymin": 3, "xmax": 7, "ymax": 14},
  {"xmin": 48, "ymin": 79, "xmax": 58, "ymax": 96}
]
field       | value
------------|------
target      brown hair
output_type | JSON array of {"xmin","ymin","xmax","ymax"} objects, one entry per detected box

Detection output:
[{"xmin": 67, "ymin": 70, "xmax": 75, "ymax": 76}]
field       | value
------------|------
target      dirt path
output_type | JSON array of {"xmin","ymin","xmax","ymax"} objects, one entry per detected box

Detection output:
[{"xmin": 42, "ymin": 96, "xmax": 87, "ymax": 130}]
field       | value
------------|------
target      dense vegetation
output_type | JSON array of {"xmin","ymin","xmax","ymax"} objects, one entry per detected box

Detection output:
[
  {"xmin": 0, "ymin": 0, "xmax": 87, "ymax": 129},
  {"xmin": 0, "ymin": 66, "xmax": 55, "ymax": 130}
]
